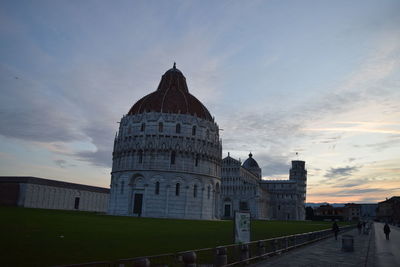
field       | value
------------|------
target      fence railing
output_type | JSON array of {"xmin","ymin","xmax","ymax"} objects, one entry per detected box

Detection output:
[{"xmin": 57, "ymin": 225, "xmax": 355, "ymax": 267}]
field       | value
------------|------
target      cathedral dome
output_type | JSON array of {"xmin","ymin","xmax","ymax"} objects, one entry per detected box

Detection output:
[
  {"xmin": 128, "ymin": 63, "xmax": 213, "ymax": 121},
  {"xmin": 242, "ymin": 153, "xmax": 260, "ymax": 169}
]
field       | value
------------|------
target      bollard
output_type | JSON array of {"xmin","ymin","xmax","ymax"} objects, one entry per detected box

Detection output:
[
  {"xmin": 341, "ymin": 235, "xmax": 354, "ymax": 252},
  {"xmin": 215, "ymin": 246, "xmax": 227, "ymax": 267},
  {"xmin": 133, "ymin": 257, "xmax": 150, "ymax": 267},
  {"xmin": 257, "ymin": 241, "xmax": 266, "ymax": 256},
  {"xmin": 240, "ymin": 244, "xmax": 249, "ymax": 262},
  {"xmin": 182, "ymin": 251, "xmax": 197, "ymax": 267}
]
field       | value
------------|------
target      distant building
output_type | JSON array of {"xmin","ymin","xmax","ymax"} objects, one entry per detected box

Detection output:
[
  {"xmin": 314, "ymin": 204, "xmax": 345, "ymax": 221},
  {"xmin": 313, "ymin": 203, "xmax": 376, "ymax": 222},
  {"xmin": 343, "ymin": 203, "xmax": 361, "ymax": 221},
  {"xmin": 221, "ymin": 153, "xmax": 307, "ymax": 220},
  {"xmin": 377, "ymin": 197, "xmax": 400, "ymax": 224},
  {"xmin": 359, "ymin": 204, "xmax": 377, "ymax": 220},
  {"xmin": 0, "ymin": 176, "xmax": 109, "ymax": 212}
]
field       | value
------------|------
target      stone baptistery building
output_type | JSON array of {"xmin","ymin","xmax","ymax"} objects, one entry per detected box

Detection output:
[{"xmin": 108, "ymin": 64, "xmax": 222, "ymax": 219}]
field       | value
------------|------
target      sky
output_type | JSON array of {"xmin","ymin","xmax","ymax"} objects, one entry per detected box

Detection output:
[{"xmin": 0, "ymin": 0, "xmax": 399, "ymax": 203}]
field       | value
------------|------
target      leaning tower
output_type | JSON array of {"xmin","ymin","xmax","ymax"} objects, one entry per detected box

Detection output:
[{"xmin": 289, "ymin": 160, "xmax": 307, "ymax": 220}]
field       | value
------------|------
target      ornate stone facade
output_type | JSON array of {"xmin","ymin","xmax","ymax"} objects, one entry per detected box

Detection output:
[
  {"xmin": 108, "ymin": 65, "xmax": 222, "ymax": 219},
  {"xmin": 221, "ymin": 154, "xmax": 307, "ymax": 220},
  {"xmin": 220, "ymin": 154, "xmax": 268, "ymax": 219}
]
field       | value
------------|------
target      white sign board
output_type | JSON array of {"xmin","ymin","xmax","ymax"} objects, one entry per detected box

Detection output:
[{"xmin": 234, "ymin": 211, "xmax": 251, "ymax": 243}]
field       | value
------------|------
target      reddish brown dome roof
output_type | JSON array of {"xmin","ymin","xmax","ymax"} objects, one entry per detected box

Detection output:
[{"xmin": 128, "ymin": 64, "xmax": 213, "ymax": 121}]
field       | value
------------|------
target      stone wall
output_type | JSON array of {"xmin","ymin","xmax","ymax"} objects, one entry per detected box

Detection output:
[
  {"xmin": 112, "ymin": 113, "xmax": 222, "ymax": 178},
  {"xmin": 109, "ymin": 112, "xmax": 222, "ymax": 220},
  {"xmin": 20, "ymin": 183, "xmax": 109, "ymax": 212},
  {"xmin": 109, "ymin": 171, "xmax": 220, "ymax": 219},
  {"xmin": 0, "ymin": 177, "xmax": 110, "ymax": 212}
]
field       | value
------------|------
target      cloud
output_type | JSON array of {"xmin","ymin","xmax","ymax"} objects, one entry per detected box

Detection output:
[
  {"xmin": 331, "ymin": 177, "xmax": 373, "ymax": 188},
  {"xmin": 219, "ymin": 33, "xmax": 400, "ymax": 182},
  {"xmin": 319, "ymin": 135, "xmax": 342, "ymax": 144},
  {"xmin": 75, "ymin": 149, "xmax": 110, "ymax": 167},
  {"xmin": 348, "ymin": 158, "xmax": 356, "ymax": 162},
  {"xmin": 305, "ymin": 127, "xmax": 400, "ymax": 135},
  {"xmin": 334, "ymin": 188, "xmax": 399, "ymax": 197},
  {"xmin": 0, "ymin": 0, "xmax": 235, "ymax": 170},
  {"xmin": 324, "ymin": 166, "xmax": 359, "ymax": 179},
  {"xmin": 0, "ymin": 65, "xmax": 86, "ymax": 143},
  {"xmin": 363, "ymin": 135, "xmax": 400, "ymax": 152},
  {"xmin": 54, "ymin": 159, "xmax": 67, "ymax": 168},
  {"xmin": 256, "ymin": 154, "xmax": 291, "ymax": 177}
]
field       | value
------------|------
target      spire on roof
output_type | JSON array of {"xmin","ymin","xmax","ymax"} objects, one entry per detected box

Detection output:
[{"xmin": 173, "ymin": 62, "xmax": 176, "ymax": 69}]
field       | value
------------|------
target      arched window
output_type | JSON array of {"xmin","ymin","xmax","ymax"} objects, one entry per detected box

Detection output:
[
  {"xmin": 192, "ymin": 126, "xmax": 196, "ymax": 136},
  {"xmin": 175, "ymin": 183, "xmax": 180, "ymax": 196},
  {"xmin": 193, "ymin": 185, "xmax": 198, "ymax": 198},
  {"xmin": 176, "ymin": 123, "xmax": 181, "ymax": 134},
  {"xmin": 159, "ymin": 122, "xmax": 163, "ymax": 133},
  {"xmin": 155, "ymin": 181, "xmax": 160, "ymax": 195},
  {"xmin": 141, "ymin": 123, "xmax": 145, "ymax": 132},
  {"xmin": 138, "ymin": 150, "xmax": 143, "ymax": 163},
  {"xmin": 195, "ymin": 154, "xmax": 199, "ymax": 167},
  {"xmin": 121, "ymin": 181, "xmax": 124, "ymax": 194},
  {"xmin": 170, "ymin": 151, "xmax": 176, "ymax": 165},
  {"xmin": 207, "ymin": 186, "xmax": 211, "ymax": 199}
]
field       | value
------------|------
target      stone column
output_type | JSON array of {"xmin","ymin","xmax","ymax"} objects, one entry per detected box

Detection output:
[
  {"xmin": 184, "ymin": 185, "xmax": 189, "ymax": 218},
  {"xmin": 142, "ymin": 185, "xmax": 148, "ymax": 216},
  {"xmin": 128, "ymin": 186, "xmax": 134, "ymax": 215},
  {"xmin": 165, "ymin": 185, "xmax": 170, "ymax": 217},
  {"xmin": 211, "ymin": 189, "xmax": 215, "ymax": 219},
  {"xmin": 200, "ymin": 187, "xmax": 204, "ymax": 219}
]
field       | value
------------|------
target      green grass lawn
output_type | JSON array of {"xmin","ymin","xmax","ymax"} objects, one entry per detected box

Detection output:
[{"xmin": 1, "ymin": 206, "xmax": 351, "ymax": 266}]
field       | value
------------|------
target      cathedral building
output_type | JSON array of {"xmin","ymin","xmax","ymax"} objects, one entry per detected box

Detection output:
[
  {"xmin": 108, "ymin": 64, "xmax": 222, "ymax": 219},
  {"xmin": 220, "ymin": 153, "xmax": 307, "ymax": 220},
  {"xmin": 220, "ymin": 153, "xmax": 268, "ymax": 219},
  {"xmin": 108, "ymin": 64, "xmax": 307, "ymax": 220}
]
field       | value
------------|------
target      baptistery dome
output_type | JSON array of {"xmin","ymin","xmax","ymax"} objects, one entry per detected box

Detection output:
[
  {"xmin": 128, "ymin": 64, "xmax": 213, "ymax": 121},
  {"xmin": 108, "ymin": 64, "xmax": 222, "ymax": 220}
]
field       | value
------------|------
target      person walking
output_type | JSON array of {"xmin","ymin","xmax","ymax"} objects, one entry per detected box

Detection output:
[
  {"xmin": 332, "ymin": 221, "xmax": 340, "ymax": 240},
  {"xmin": 384, "ymin": 223, "xmax": 391, "ymax": 240},
  {"xmin": 357, "ymin": 221, "xmax": 362, "ymax": 235}
]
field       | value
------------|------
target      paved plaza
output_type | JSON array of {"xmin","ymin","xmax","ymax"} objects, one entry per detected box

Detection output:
[
  {"xmin": 251, "ymin": 227, "xmax": 374, "ymax": 267},
  {"xmin": 374, "ymin": 222, "xmax": 400, "ymax": 267}
]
